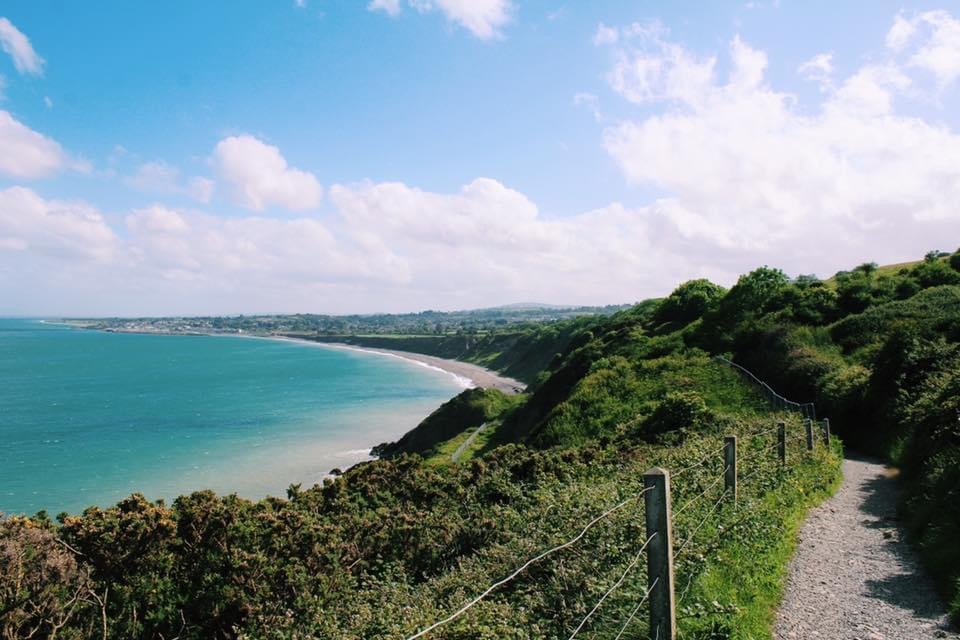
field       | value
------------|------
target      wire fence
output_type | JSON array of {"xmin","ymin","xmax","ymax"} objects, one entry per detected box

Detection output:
[
  {"xmin": 403, "ymin": 362, "xmax": 832, "ymax": 640},
  {"xmin": 714, "ymin": 355, "xmax": 817, "ymax": 421}
]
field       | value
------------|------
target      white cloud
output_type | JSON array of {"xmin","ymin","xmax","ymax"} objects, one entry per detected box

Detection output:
[
  {"xmin": 829, "ymin": 63, "xmax": 910, "ymax": 116},
  {"xmin": 886, "ymin": 10, "xmax": 960, "ymax": 90},
  {"xmin": 368, "ymin": 0, "xmax": 401, "ymax": 17},
  {"xmin": 574, "ymin": 92, "xmax": 602, "ymax": 122},
  {"xmin": 729, "ymin": 35, "xmax": 767, "ymax": 89},
  {"xmin": 125, "ymin": 161, "xmax": 215, "ymax": 203},
  {"xmin": 43, "ymin": 95, "xmax": 53, "ymax": 108},
  {"xmin": 0, "ymin": 177, "xmax": 687, "ymax": 314},
  {"xmin": 885, "ymin": 14, "xmax": 916, "ymax": 51},
  {"xmin": 125, "ymin": 161, "xmax": 181, "ymax": 193},
  {"xmin": 211, "ymin": 135, "xmax": 322, "ymax": 211},
  {"xmin": 423, "ymin": 0, "xmax": 513, "ymax": 39},
  {"xmin": 593, "ymin": 23, "xmax": 618, "ymax": 46},
  {"xmin": 605, "ymin": 22, "xmax": 716, "ymax": 107},
  {"xmin": 0, "ymin": 110, "xmax": 67, "ymax": 178},
  {"xmin": 0, "ymin": 17, "xmax": 44, "ymax": 76},
  {"xmin": 0, "ymin": 187, "xmax": 117, "ymax": 262},
  {"xmin": 187, "ymin": 177, "xmax": 215, "ymax": 204},
  {"xmin": 371, "ymin": 0, "xmax": 512, "ymax": 39},
  {"xmin": 600, "ymin": 20, "xmax": 960, "ymax": 275},
  {"xmin": 798, "ymin": 52, "xmax": 833, "ymax": 89}
]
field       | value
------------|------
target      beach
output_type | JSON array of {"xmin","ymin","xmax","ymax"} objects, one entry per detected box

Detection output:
[{"xmin": 305, "ymin": 341, "xmax": 526, "ymax": 395}]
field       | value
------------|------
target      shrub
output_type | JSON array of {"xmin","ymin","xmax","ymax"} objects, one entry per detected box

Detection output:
[
  {"xmin": 950, "ymin": 248, "xmax": 960, "ymax": 272},
  {"xmin": 653, "ymin": 279, "xmax": 726, "ymax": 327},
  {"xmin": 0, "ymin": 517, "xmax": 96, "ymax": 639},
  {"xmin": 640, "ymin": 390, "xmax": 713, "ymax": 439}
]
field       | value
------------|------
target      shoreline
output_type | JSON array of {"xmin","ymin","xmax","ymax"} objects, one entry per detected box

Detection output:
[{"xmin": 293, "ymin": 340, "xmax": 526, "ymax": 395}]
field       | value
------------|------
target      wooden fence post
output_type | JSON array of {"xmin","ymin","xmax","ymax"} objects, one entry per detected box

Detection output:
[
  {"xmin": 777, "ymin": 422, "xmax": 786, "ymax": 465},
  {"xmin": 821, "ymin": 418, "xmax": 831, "ymax": 446},
  {"xmin": 805, "ymin": 419, "xmax": 814, "ymax": 451},
  {"xmin": 724, "ymin": 436, "xmax": 737, "ymax": 503},
  {"xmin": 644, "ymin": 468, "xmax": 676, "ymax": 640}
]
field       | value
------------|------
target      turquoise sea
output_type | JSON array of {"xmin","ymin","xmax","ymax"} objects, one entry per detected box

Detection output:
[{"xmin": 0, "ymin": 319, "xmax": 465, "ymax": 516}]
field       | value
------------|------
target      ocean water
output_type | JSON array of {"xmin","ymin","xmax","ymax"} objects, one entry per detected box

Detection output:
[{"xmin": 0, "ymin": 319, "xmax": 466, "ymax": 516}]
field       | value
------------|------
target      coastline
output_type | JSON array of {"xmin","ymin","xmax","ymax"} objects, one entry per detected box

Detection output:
[
  {"xmin": 9, "ymin": 320, "xmax": 512, "ymax": 512},
  {"xmin": 56, "ymin": 320, "xmax": 527, "ymax": 396},
  {"xmin": 294, "ymin": 340, "xmax": 526, "ymax": 395},
  {"xmin": 49, "ymin": 322, "xmax": 526, "ymax": 473}
]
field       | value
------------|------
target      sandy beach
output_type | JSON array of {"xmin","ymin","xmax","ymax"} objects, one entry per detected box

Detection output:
[{"xmin": 299, "ymin": 341, "xmax": 527, "ymax": 395}]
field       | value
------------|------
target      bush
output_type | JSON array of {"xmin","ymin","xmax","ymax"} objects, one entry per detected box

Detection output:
[
  {"xmin": 912, "ymin": 259, "xmax": 960, "ymax": 288},
  {"xmin": 653, "ymin": 279, "xmax": 726, "ymax": 327},
  {"xmin": 1, "ymin": 517, "xmax": 96, "ymax": 639},
  {"xmin": 950, "ymin": 248, "xmax": 960, "ymax": 272},
  {"xmin": 639, "ymin": 391, "xmax": 713, "ymax": 439}
]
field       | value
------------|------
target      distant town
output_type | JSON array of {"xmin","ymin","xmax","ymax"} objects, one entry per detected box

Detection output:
[{"xmin": 63, "ymin": 303, "xmax": 632, "ymax": 337}]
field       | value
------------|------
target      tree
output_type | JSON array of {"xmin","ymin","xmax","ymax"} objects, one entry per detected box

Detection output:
[
  {"xmin": 653, "ymin": 279, "xmax": 726, "ymax": 326},
  {"xmin": 949, "ymin": 248, "xmax": 960, "ymax": 273},
  {"xmin": 723, "ymin": 266, "xmax": 789, "ymax": 315}
]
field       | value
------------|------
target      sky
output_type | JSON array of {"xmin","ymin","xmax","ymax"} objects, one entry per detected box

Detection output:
[{"xmin": 0, "ymin": 1, "xmax": 958, "ymax": 316}]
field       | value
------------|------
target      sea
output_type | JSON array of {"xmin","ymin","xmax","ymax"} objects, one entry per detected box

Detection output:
[{"xmin": 0, "ymin": 318, "xmax": 467, "ymax": 516}]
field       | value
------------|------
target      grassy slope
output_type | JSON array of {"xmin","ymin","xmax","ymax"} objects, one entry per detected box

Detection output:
[
  {"xmin": 303, "ymin": 309, "xmax": 650, "ymax": 384},
  {"xmin": 372, "ymin": 387, "xmax": 523, "ymax": 459}
]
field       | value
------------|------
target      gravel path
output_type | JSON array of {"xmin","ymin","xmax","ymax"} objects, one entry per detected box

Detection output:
[{"xmin": 775, "ymin": 455, "xmax": 957, "ymax": 639}]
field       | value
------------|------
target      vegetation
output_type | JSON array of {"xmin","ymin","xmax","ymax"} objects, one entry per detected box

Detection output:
[
  {"xmin": 372, "ymin": 387, "xmax": 523, "ymax": 459},
  {"xmin": 4, "ymin": 248, "xmax": 959, "ymax": 637},
  {"xmin": 306, "ymin": 311, "xmax": 613, "ymax": 385}
]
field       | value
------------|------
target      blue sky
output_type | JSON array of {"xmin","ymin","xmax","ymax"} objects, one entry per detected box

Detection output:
[{"xmin": 0, "ymin": 1, "xmax": 958, "ymax": 315}]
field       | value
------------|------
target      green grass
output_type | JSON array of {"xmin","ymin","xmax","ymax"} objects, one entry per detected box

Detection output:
[
  {"xmin": 677, "ymin": 436, "xmax": 843, "ymax": 639},
  {"xmin": 822, "ymin": 259, "xmax": 924, "ymax": 287},
  {"xmin": 422, "ymin": 422, "xmax": 500, "ymax": 466}
]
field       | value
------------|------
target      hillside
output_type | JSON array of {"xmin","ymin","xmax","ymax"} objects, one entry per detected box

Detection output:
[
  {"xmin": 3, "ymin": 249, "xmax": 960, "ymax": 638},
  {"xmin": 300, "ymin": 308, "xmax": 646, "ymax": 385}
]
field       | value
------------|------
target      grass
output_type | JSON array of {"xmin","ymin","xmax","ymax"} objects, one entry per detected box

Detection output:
[
  {"xmin": 422, "ymin": 422, "xmax": 500, "ymax": 466},
  {"xmin": 677, "ymin": 435, "xmax": 843, "ymax": 639},
  {"xmin": 822, "ymin": 256, "xmax": 950, "ymax": 287}
]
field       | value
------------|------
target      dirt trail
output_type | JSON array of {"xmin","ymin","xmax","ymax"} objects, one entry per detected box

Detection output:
[{"xmin": 775, "ymin": 455, "xmax": 957, "ymax": 639}]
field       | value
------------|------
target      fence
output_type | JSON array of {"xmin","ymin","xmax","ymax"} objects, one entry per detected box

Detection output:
[
  {"xmin": 714, "ymin": 355, "xmax": 817, "ymax": 421},
  {"xmin": 403, "ymin": 363, "xmax": 834, "ymax": 640}
]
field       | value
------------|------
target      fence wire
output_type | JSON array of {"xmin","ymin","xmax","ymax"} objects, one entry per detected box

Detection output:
[
  {"xmin": 613, "ymin": 576, "xmax": 660, "ymax": 640},
  {"xmin": 568, "ymin": 531, "xmax": 658, "ymax": 639},
  {"xmin": 714, "ymin": 355, "xmax": 816, "ymax": 420},
  {"xmin": 404, "ymin": 488, "xmax": 652, "ymax": 640}
]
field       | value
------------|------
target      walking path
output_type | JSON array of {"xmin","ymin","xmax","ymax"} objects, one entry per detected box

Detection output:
[{"xmin": 775, "ymin": 455, "xmax": 958, "ymax": 639}]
